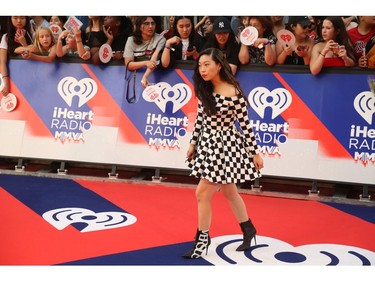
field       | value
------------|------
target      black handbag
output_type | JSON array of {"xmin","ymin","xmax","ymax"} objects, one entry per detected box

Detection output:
[{"xmin": 124, "ymin": 61, "xmax": 138, "ymax": 104}]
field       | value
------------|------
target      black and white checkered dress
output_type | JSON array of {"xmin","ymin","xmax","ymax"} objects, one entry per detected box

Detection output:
[{"xmin": 187, "ymin": 93, "xmax": 261, "ymax": 184}]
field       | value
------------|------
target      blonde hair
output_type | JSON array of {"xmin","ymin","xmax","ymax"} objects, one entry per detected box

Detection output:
[{"xmin": 33, "ymin": 26, "xmax": 56, "ymax": 53}]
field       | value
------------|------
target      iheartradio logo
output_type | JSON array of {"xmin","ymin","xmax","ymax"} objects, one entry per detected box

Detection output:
[
  {"xmin": 57, "ymin": 76, "xmax": 98, "ymax": 108},
  {"xmin": 43, "ymin": 207, "xmax": 137, "ymax": 232},
  {"xmin": 142, "ymin": 82, "xmax": 192, "ymax": 113},
  {"xmin": 248, "ymin": 87, "xmax": 292, "ymax": 119},
  {"xmin": 354, "ymin": 91, "xmax": 375, "ymax": 125}
]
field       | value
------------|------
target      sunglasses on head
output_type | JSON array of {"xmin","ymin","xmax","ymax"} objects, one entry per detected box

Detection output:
[{"xmin": 302, "ymin": 23, "xmax": 313, "ymax": 29}]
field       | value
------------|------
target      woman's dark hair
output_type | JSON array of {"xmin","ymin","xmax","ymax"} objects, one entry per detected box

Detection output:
[
  {"xmin": 117, "ymin": 16, "xmax": 133, "ymax": 38},
  {"xmin": 172, "ymin": 16, "xmax": 202, "ymax": 51},
  {"xmin": 54, "ymin": 16, "xmax": 68, "ymax": 26},
  {"xmin": 249, "ymin": 16, "xmax": 274, "ymax": 38},
  {"xmin": 323, "ymin": 16, "xmax": 357, "ymax": 63},
  {"xmin": 193, "ymin": 48, "xmax": 246, "ymax": 116},
  {"xmin": 0, "ymin": 16, "xmax": 8, "ymax": 36},
  {"xmin": 6, "ymin": 16, "xmax": 33, "ymax": 57},
  {"xmin": 133, "ymin": 16, "xmax": 159, "ymax": 45}
]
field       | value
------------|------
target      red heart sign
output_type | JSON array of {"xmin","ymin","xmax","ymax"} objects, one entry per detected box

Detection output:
[
  {"xmin": 51, "ymin": 26, "xmax": 59, "ymax": 33},
  {"xmin": 243, "ymin": 29, "xmax": 250, "ymax": 37},
  {"xmin": 281, "ymin": 34, "xmax": 292, "ymax": 42},
  {"xmin": 103, "ymin": 47, "xmax": 109, "ymax": 59}
]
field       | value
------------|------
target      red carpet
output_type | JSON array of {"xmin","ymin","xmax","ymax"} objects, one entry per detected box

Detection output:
[{"xmin": 1, "ymin": 174, "xmax": 375, "ymax": 279}]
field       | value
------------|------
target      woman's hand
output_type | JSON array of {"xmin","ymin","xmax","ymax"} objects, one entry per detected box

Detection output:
[
  {"xmin": 168, "ymin": 36, "xmax": 180, "ymax": 46},
  {"xmin": 15, "ymin": 28, "xmax": 27, "ymax": 46},
  {"xmin": 295, "ymin": 44, "xmax": 309, "ymax": 57},
  {"xmin": 146, "ymin": 60, "xmax": 158, "ymax": 70},
  {"xmin": 186, "ymin": 144, "xmax": 196, "ymax": 159},
  {"xmin": 103, "ymin": 25, "xmax": 113, "ymax": 42},
  {"xmin": 141, "ymin": 76, "xmax": 150, "ymax": 88},
  {"xmin": 186, "ymin": 46, "xmax": 198, "ymax": 59},
  {"xmin": 253, "ymin": 154, "xmax": 264, "ymax": 170},
  {"xmin": 0, "ymin": 78, "xmax": 9, "ymax": 96},
  {"xmin": 20, "ymin": 50, "xmax": 32, "ymax": 60},
  {"xmin": 359, "ymin": 55, "xmax": 368, "ymax": 68},
  {"xmin": 282, "ymin": 45, "xmax": 293, "ymax": 56}
]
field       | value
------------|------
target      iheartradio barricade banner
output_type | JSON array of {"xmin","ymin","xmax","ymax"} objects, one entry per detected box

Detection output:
[{"xmin": 0, "ymin": 59, "xmax": 374, "ymax": 185}]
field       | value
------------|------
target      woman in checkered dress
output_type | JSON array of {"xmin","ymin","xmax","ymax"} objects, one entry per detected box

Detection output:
[{"xmin": 182, "ymin": 48, "xmax": 264, "ymax": 259}]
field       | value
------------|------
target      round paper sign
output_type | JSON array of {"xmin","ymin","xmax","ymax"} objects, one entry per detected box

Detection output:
[
  {"xmin": 240, "ymin": 26, "xmax": 259, "ymax": 46},
  {"xmin": 99, "ymin": 43, "xmax": 113, "ymax": 63},
  {"xmin": 1, "ymin": 93, "xmax": 18, "ymax": 112},
  {"xmin": 49, "ymin": 24, "xmax": 62, "ymax": 42},
  {"xmin": 0, "ymin": 75, "xmax": 4, "ymax": 92},
  {"xmin": 277, "ymin": 29, "xmax": 296, "ymax": 48},
  {"xmin": 142, "ymin": 83, "xmax": 162, "ymax": 102}
]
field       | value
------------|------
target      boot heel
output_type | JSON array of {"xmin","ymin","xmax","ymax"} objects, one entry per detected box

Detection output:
[
  {"xmin": 205, "ymin": 244, "xmax": 210, "ymax": 255},
  {"xmin": 182, "ymin": 229, "xmax": 211, "ymax": 259},
  {"xmin": 236, "ymin": 219, "xmax": 257, "ymax": 251}
]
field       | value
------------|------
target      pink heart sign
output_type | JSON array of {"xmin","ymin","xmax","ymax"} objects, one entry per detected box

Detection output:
[
  {"xmin": 49, "ymin": 24, "xmax": 62, "ymax": 41},
  {"xmin": 99, "ymin": 43, "xmax": 113, "ymax": 63},
  {"xmin": 240, "ymin": 26, "xmax": 259, "ymax": 46},
  {"xmin": 277, "ymin": 29, "xmax": 296, "ymax": 47},
  {"xmin": 1, "ymin": 93, "xmax": 18, "ymax": 112}
]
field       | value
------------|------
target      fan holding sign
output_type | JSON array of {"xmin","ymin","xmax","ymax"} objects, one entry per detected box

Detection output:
[
  {"xmin": 275, "ymin": 16, "xmax": 315, "ymax": 65},
  {"xmin": 238, "ymin": 16, "xmax": 277, "ymax": 66}
]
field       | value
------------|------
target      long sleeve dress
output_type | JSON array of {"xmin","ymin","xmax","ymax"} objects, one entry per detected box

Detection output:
[{"xmin": 187, "ymin": 92, "xmax": 262, "ymax": 184}]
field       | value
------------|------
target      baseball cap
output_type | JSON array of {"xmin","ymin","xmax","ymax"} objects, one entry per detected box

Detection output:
[
  {"xmin": 288, "ymin": 16, "xmax": 312, "ymax": 27},
  {"xmin": 212, "ymin": 17, "xmax": 231, "ymax": 34}
]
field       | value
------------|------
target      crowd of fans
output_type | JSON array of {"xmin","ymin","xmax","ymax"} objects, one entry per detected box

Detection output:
[{"xmin": 1, "ymin": 16, "xmax": 374, "ymax": 94}]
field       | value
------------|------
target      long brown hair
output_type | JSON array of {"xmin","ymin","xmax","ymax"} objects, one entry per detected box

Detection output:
[
  {"xmin": 322, "ymin": 16, "xmax": 357, "ymax": 63},
  {"xmin": 193, "ymin": 48, "xmax": 246, "ymax": 116}
]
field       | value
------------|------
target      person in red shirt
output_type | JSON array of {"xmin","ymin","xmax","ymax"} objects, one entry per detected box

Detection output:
[
  {"xmin": 348, "ymin": 16, "xmax": 375, "ymax": 68},
  {"xmin": 310, "ymin": 17, "xmax": 357, "ymax": 75}
]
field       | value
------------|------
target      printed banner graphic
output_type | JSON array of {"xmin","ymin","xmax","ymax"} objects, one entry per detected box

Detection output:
[{"xmin": 0, "ymin": 60, "xmax": 374, "ymax": 184}]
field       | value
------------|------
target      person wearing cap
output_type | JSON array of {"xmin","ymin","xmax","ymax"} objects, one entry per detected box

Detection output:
[
  {"xmin": 238, "ymin": 16, "xmax": 276, "ymax": 66},
  {"xmin": 276, "ymin": 16, "xmax": 315, "ymax": 65},
  {"xmin": 203, "ymin": 16, "xmax": 240, "ymax": 75}
]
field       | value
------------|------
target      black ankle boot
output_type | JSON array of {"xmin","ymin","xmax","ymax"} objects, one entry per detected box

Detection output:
[
  {"xmin": 236, "ymin": 219, "xmax": 257, "ymax": 251},
  {"xmin": 182, "ymin": 229, "xmax": 211, "ymax": 259}
]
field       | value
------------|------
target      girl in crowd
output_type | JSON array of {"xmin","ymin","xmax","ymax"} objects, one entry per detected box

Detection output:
[
  {"xmin": 161, "ymin": 16, "xmax": 203, "ymax": 68},
  {"xmin": 203, "ymin": 17, "xmax": 241, "ymax": 75},
  {"xmin": 270, "ymin": 16, "xmax": 285, "ymax": 37},
  {"xmin": 310, "ymin": 16, "xmax": 357, "ymax": 75},
  {"xmin": 348, "ymin": 16, "xmax": 375, "ymax": 68},
  {"xmin": 183, "ymin": 48, "xmax": 263, "ymax": 259},
  {"xmin": 195, "ymin": 16, "xmax": 217, "ymax": 46},
  {"xmin": 49, "ymin": 16, "xmax": 67, "ymax": 29},
  {"xmin": 160, "ymin": 16, "xmax": 175, "ymax": 40},
  {"xmin": 15, "ymin": 26, "xmax": 57, "ymax": 63},
  {"xmin": 55, "ymin": 27, "xmax": 90, "ymax": 60},
  {"xmin": 276, "ymin": 16, "xmax": 315, "ymax": 65},
  {"xmin": 124, "ymin": 16, "xmax": 166, "ymax": 87},
  {"xmin": 0, "ymin": 16, "xmax": 33, "ymax": 96},
  {"xmin": 238, "ymin": 16, "xmax": 277, "ymax": 66},
  {"xmin": 49, "ymin": 16, "xmax": 67, "ymax": 42},
  {"xmin": 102, "ymin": 16, "xmax": 132, "ymax": 62},
  {"xmin": 30, "ymin": 16, "xmax": 49, "ymax": 38},
  {"xmin": 85, "ymin": 16, "xmax": 107, "ymax": 65}
]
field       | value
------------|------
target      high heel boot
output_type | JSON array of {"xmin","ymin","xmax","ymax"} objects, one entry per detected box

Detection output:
[
  {"xmin": 236, "ymin": 219, "xmax": 257, "ymax": 251},
  {"xmin": 182, "ymin": 229, "xmax": 211, "ymax": 259}
]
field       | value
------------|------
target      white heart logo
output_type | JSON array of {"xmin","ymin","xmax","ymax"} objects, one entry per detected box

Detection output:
[{"xmin": 57, "ymin": 76, "xmax": 98, "ymax": 108}]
